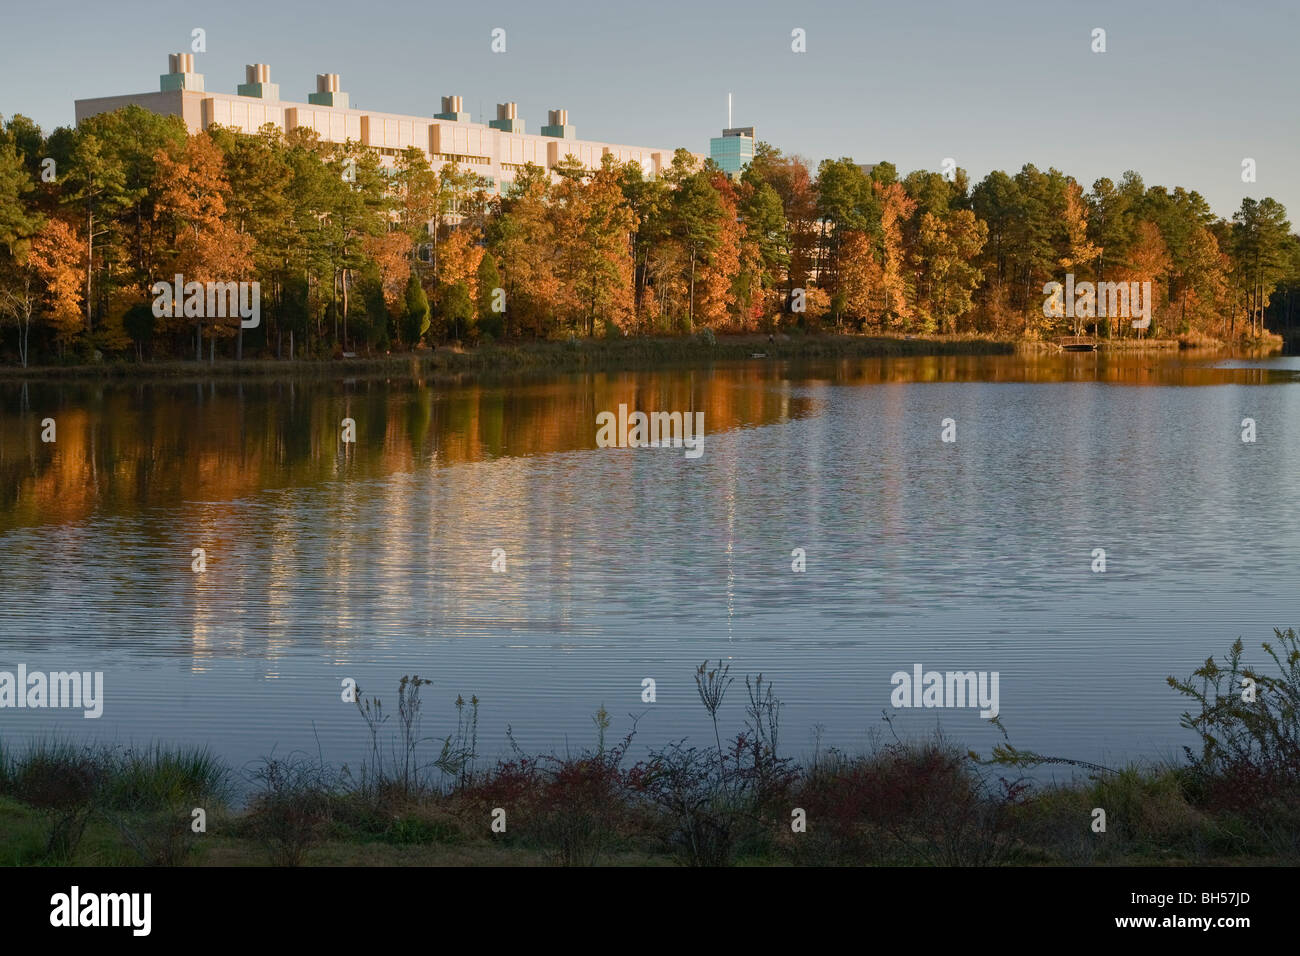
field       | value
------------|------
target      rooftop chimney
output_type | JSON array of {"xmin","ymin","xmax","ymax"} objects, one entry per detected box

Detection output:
[
  {"xmin": 160, "ymin": 52, "xmax": 204, "ymax": 92},
  {"xmin": 308, "ymin": 74, "xmax": 347, "ymax": 109},
  {"xmin": 237, "ymin": 63, "xmax": 278, "ymax": 100},
  {"xmin": 541, "ymin": 108, "xmax": 574, "ymax": 139},
  {"xmin": 489, "ymin": 101, "xmax": 524, "ymax": 134},
  {"xmin": 435, "ymin": 95, "xmax": 469, "ymax": 122}
]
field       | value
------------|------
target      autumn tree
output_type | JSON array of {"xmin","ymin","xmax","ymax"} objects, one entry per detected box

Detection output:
[
  {"xmin": 488, "ymin": 163, "xmax": 558, "ymax": 337},
  {"xmin": 837, "ymin": 229, "xmax": 882, "ymax": 327},
  {"xmin": 816, "ymin": 158, "xmax": 878, "ymax": 301},
  {"xmin": 436, "ymin": 226, "xmax": 484, "ymax": 340},
  {"xmin": 152, "ymin": 132, "xmax": 253, "ymax": 359},
  {"xmin": 875, "ymin": 180, "xmax": 916, "ymax": 328},
  {"xmin": 746, "ymin": 143, "xmax": 817, "ymax": 313},
  {"xmin": 916, "ymin": 209, "xmax": 987, "ymax": 333},
  {"xmin": 27, "ymin": 218, "xmax": 86, "ymax": 352},
  {"xmin": 694, "ymin": 173, "xmax": 741, "ymax": 330},
  {"xmin": 1115, "ymin": 220, "xmax": 1172, "ymax": 338}
]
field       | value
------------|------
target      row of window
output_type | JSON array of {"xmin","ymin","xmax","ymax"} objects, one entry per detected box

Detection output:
[
  {"xmin": 339, "ymin": 146, "xmax": 492, "ymax": 165},
  {"xmin": 431, "ymin": 152, "xmax": 492, "ymax": 165}
]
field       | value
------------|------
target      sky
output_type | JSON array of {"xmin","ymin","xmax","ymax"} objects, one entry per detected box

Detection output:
[{"xmin": 0, "ymin": 0, "xmax": 1296, "ymax": 220}]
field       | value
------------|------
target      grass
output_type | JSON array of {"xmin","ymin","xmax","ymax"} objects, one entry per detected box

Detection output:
[
  {"xmin": 0, "ymin": 739, "xmax": 231, "ymax": 865},
  {"xmin": 3, "ymin": 631, "xmax": 1299, "ymax": 866},
  {"xmin": 0, "ymin": 332, "xmax": 1016, "ymax": 382},
  {"xmin": 8, "ymin": 328, "xmax": 1277, "ymax": 384}
]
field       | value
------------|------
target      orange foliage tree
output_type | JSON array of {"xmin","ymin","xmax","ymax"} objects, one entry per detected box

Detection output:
[{"xmin": 28, "ymin": 218, "xmax": 86, "ymax": 349}]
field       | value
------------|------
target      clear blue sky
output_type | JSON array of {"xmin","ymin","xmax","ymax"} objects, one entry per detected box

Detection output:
[{"xmin": 1, "ymin": 0, "xmax": 1295, "ymax": 221}]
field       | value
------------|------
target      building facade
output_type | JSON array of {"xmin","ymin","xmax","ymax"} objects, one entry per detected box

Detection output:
[
  {"xmin": 709, "ymin": 126, "xmax": 755, "ymax": 177},
  {"xmin": 74, "ymin": 54, "xmax": 702, "ymax": 193}
]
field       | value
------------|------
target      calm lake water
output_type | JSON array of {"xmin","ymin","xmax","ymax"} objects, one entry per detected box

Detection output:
[{"xmin": 2, "ymin": 352, "xmax": 1299, "ymax": 783}]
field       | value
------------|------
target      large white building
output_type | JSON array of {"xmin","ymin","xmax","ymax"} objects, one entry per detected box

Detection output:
[{"xmin": 74, "ymin": 54, "xmax": 702, "ymax": 192}]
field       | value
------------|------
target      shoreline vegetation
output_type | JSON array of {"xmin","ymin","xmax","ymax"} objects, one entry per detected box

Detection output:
[
  {"xmin": 3, "ymin": 630, "xmax": 1298, "ymax": 867},
  {"xmin": 0, "ymin": 330, "xmax": 1284, "ymax": 383},
  {"xmin": 2, "ymin": 106, "xmax": 1297, "ymax": 376}
]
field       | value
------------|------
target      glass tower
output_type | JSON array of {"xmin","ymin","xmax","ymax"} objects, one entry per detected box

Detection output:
[{"xmin": 709, "ymin": 127, "xmax": 754, "ymax": 177}]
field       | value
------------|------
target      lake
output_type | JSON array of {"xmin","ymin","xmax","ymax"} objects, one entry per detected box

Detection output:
[{"xmin": 2, "ymin": 351, "xmax": 1299, "ymax": 784}]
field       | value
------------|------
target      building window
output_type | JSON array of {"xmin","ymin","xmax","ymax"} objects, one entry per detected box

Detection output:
[{"xmin": 432, "ymin": 152, "xmax": 491, "ymax": 166}]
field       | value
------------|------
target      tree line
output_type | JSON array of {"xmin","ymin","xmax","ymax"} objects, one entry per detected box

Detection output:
[{"xmin": 1, "ymin": 105, "xmax": 1297, "ymax": 366}]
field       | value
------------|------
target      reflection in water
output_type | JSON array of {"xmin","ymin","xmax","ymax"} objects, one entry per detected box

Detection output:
[
  {"xmin": 5, "ymin": 354, "xmax": 1293, "ymax": 531},
  {"xmin": 1, "ymin": 352, "xmax": 1299, "ymax": 779},
  {"xmin": 0, "ymin": 366, "xmax": 820, "ymax": 529}
]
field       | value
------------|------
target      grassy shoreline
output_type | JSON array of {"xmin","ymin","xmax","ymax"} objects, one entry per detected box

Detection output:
[
  {"xmin": 0, "ymin": 332, "xmax": 1204, "ymax": 384},
  {"xmin": 3, "ymin": 631, "xmax": 1298, "ymax": 867},
  {"xmin": 1, "ymin": 331, "xmax": 1282, "ymax": 385},
  {"xmin": 0, "ymin": 333, "xmax": 1013, "ymax": 384}
]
